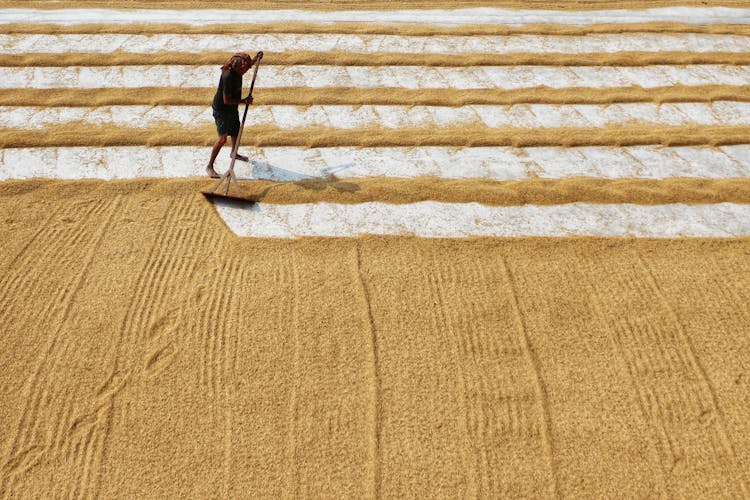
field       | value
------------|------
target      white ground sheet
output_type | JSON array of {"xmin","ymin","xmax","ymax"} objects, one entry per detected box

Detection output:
[
  {"xmin": 3, "ymin": 146, "xmax": 748, "ymax": 181},
  {"xmin": 3, "ymin": 65, "xmax": 747, "ymax": 90},
  {"xmin": 215, "ymin": 201, "xmax": 750, "ymax": 238},
  {"xmin": 2, "ymin": 102, "xmax": 748, "ymax": 130},
  {"xmin": 4, "ymin": 6, "xmax": 749, "ymax": 239},
  {"xmin": 4, "ymin": 33, "xmax": 750, "ymax": 55},
  {"xmin": 1, "ymin": 8, "xmax": 749, "ymax": 26}
]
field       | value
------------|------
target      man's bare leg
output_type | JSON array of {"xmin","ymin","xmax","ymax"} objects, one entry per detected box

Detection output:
[
  {"xmin": 229, "ymin": 135, "xmax": 249, "ymax": 162},
  {"xmin": 206, "ymin": 133, "xmax": 228, "ymax": 178}
]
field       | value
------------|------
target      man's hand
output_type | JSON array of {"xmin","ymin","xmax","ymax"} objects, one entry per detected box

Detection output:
[
  {"xmin": 243, "ymin": 96, "xmax": 254, "ymax": 105},
  {"xmin": 256, "ymin": 51, "xmax": 263, "ymax": 61}
]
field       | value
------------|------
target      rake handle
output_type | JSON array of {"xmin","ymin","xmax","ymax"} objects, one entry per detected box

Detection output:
[{"xmin": 228, "ymin": 52, "xmax": 263, "ymax": 171}]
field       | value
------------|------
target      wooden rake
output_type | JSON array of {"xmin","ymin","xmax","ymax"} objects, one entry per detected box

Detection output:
[{"xmin": 202, "ymin": 52, "xmax": 263, "ymax": 203}]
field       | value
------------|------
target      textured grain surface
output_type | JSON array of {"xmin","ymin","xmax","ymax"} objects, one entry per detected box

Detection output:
[
  {"xmin": 2, "ymin": 2, "xmax": 750, "ymax": 496},
  {"xmin": 1, "ymin": 184, "xmax": 749, "ymax": 497}
]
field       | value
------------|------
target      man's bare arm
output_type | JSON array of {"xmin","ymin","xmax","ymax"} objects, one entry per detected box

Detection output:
[{"xmin": 223, "ymin": 93, "xmax": 253, "ymax": 105}]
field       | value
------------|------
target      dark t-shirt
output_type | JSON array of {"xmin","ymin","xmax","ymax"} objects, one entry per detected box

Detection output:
[{"xmin": 212, "ymin": 69, "xmax": 242, "ymax": 113}]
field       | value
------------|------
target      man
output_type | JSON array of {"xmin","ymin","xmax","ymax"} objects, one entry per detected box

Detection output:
[{"xmin": 205, "ymin": 51, "xmax": 262, "ymax": 178}]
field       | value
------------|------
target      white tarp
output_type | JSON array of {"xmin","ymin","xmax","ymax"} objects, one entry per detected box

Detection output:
[
  {"xmin": 2, "ymin": 65, "xmax": 747, "ymax": 89},
  {"xmin": 3, "ymin": 145, "xmax": 748, "ymax": 180},
  {"xmin": 215, "ymin": 200, "xmax": 750, "ymax": 238},
  {"xmin": 1, "ymin": 7, "xmax": 749, "ymax": 26},
  {"xmin": 2, "ymin": 102, "xmax": 748, "ymax": 130},
  {"xmin": 3, "ymin": 33, "xmax": 749, "ymax": 55}
]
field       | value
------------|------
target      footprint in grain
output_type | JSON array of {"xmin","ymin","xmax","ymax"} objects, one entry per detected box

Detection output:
[
  {"xmin": 144, "ymin": 343, "xmax": 176, "ymax": 376},
  {"xmin": 148, "ymin": 309, "xmax": 180, "ymax": 339},
  {"xmin": 145, "ymin": 311, "xmax": 181, "ymax": 374}
]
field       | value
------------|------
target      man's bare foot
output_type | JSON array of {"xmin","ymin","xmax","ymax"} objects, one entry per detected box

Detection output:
[
  {"xmin": 206, "ymin": 166, "xmax": 221, "ymax": 178},
  {"xmin": 231, "ymin": 153, "xmax": 249, "ymax": 162}
]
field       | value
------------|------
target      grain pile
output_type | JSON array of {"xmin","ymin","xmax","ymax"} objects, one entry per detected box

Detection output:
[{"xmin": 1, "ymin": 2, "xmax": 750, "ymax": 498}]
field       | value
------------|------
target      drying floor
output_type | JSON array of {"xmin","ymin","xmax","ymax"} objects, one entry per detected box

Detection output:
[{"xmin": 1, "ymin": 179, "xmax": 749, "ymax": 497}]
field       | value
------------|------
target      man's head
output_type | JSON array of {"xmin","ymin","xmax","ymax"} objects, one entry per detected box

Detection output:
[{"xmin": 222, "ymin": 52, "xmax": 253, "ymax": 74}]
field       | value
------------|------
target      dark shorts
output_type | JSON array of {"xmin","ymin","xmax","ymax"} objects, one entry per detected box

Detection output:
[{"xmin": 212, "ymin": 108, "xmax": 240, "ymax": 137}]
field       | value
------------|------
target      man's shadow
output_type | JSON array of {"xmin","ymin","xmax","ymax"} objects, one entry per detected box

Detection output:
[{"xmin": 236, "ymin": 160, "xmax": 361, "ymax": 200}]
